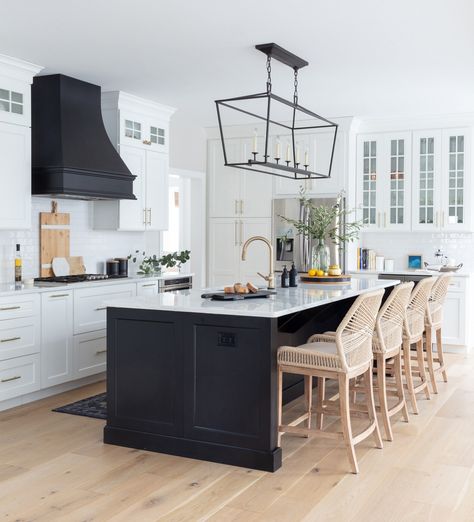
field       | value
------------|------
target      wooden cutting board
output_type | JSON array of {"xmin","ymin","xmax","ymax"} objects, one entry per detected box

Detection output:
[
  {"xmin": 300, "ymin": 274, "xmax": 352, "ymax": 284},
  {"xmin": 40, "ymin": 202, "xmax": 70, "ymax": 277}
]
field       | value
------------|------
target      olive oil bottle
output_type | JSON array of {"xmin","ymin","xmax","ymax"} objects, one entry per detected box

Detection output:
[{"xmin": 14, "ymin": 244, "xmax": 22, "ymax": 284}]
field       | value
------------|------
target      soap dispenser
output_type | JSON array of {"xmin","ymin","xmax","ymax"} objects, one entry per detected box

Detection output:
[{"xmin": 281, "ymin": 265, "xmax": 289, "ymax": 288}]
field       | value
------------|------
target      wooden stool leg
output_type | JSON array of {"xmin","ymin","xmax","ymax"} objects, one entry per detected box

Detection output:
[
  {"xmin": 417, "ymin": 339, "xmax": 431, "ymax": 400},
  {"xmin": 316, "ymin": 377, "xmax": 325, "ymax": 430},
  {"xmin": 304, "ymin": 375, "xmax": 312, "ymax": 436},
  {"xmin": 436, "ymin": 328, "xmax": 448, "ymax": 382},
  {"xmin": 377, "ymin": 354, "xmax": 392, "ymax": 441},
  {"xmin": 394, "ymin": 351, "xmax": 409, "ymax": 422},
  {"xmin": 365, "ymin": 363, "xmax": 383, "ymax": 449},
  {"xmin": 425, "ymin": 326, "xmax": 438, "ymax": 394},
  {"xmin": 403, "ymin": 339, "xmax": 418, "ymax": 414},
  {"xmin": 338, "ymin": 373, "xmax": 358, "ymax": 474},
  {"xmin": 277, "ymin": 367, "xmax": 283, "ymax": 447}
]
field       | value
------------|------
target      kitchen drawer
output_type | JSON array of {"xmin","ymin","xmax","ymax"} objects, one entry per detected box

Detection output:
[
  {"xmin": 0, "ymin": 354, "xmax": 40, "ymax": 401},
  {"xmin": 136, "ymin": 280, "xmax": 159, "ymax": 296},
  {"xmin": 446, "ymin": 278, "xmax": 466, "ymax": 292},
  {"xmin": 73, "ymin": 330, "xmax": 107, "ymax": 378},
  {"xmin": 0, "ymin": 317, "xmax": 39, "ymax": 361},
  {"xmin": 0, "ymin": 294, "xmax": 39, "ymax": 321},
  {"xmin": 73, "ymin": 283, "xmax": 136, "ymax": 334}
]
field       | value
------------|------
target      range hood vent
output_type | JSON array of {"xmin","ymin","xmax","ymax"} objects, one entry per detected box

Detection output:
[{"xmin": 31, "ymin": 74, "xmax": 136, "ymax": 200}]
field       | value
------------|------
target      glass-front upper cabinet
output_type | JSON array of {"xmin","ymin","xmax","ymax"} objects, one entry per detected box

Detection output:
[
  {"xmin": 357, "ymin": 132, "xmax": 411, "ymax": 231},
  {"xmin": 120, "ymin": 113, "xmax": 168, "ymax": 152}
]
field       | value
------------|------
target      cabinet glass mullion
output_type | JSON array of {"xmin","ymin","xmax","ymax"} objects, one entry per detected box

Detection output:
[
  {"xmin": 362, "ymin": 140, "xmax": 376, "ymax": 225},
  {"xmin": 389, "ymin": 139, "xmax": 405, "ymax": 225},
  {"xmin": 448, "ymin": 135, "xmax": 464, "ymax": 224},
  {"xmin": 418, "ymin": 137, "xmax": 435, "ymax": 225}
]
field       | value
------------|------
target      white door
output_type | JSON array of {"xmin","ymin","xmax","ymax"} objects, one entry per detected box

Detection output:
[
  {"xmin": 146, "ymin": 151, "xmax": 169, "ymax": 230},
  {"xmin": 41, "ymin": 291, "xmax": 73, "ymax": 388},
  {"xmin": 441, "ymin": 128, "xmax": 471, "ymax": 231},
  {"xmin": 380, "ymin": 132, "xmax": 412, "ymax": 231},
  {"xmin": 208, "ymin": 139, "xmax": 241, "ymax": 218},
  {"xmin": 239, "ymin": 218, "xmax": 272, "ymax": 286},
  {"xmin": 0, "ymin": 122, "xmax": 30, "ymax": 229},
  {"xmin": 118, "ymin": 145, "xmax": 146, "ymax": 230},
  {"xmin": 412, "ymin": 131, "xmax": 442, "ymax": 231},
  {"xmin": 208, "ymin": 218, "xmax": 240, "ymax": 287}
]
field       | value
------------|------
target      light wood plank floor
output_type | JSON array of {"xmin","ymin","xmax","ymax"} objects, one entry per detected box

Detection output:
[{"xmin": 0, "ymin": 352, "xmax": 473, "ymax": 521}]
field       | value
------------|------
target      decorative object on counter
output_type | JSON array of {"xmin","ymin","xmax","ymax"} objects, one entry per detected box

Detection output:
[
  {"xmin": 357, "ymin": 248, "xmax": 377, "ymax": 270},
  {"xmin": 215, "ymin": 43, "xmax": 338, "ymax": 180},
  {"xmin": 384, "ymin": 259, "xmax": 394, "ymax": 272},
  {"xmin": 128, "ymin": 250, "xmax": 191, "ymax": 275},
  {"xmin": 289, "ymin": 263, "xmax": 298, "ymax": 287},
  {"xmin": 407, "ymin": 254, "xmax": 423, "ymax": 270},
  {"xmin": 106, "ymin": 259, "xmax": 120, "ymax": 277},
  {"xmin": 327, "ymin": 264, "xmax": 342, "ymax": 276},
  {"xmin": 376, "ymin": 256, "xmax": 385, "ymax": 272},
  {"xmin": 40, "ymin": 200, "xmax": 70, "ymax": 277},
  {"xmin": 281, "ymin": 265, "xmax": 289, "ymax": 288},
  {"xmin": 115, "ymin": 258, "xmax": 128, "ymax": 277},
  {"xmin": 424, "ymin": 262, "xmax": 463, "ymax": 273},
  {"xmin": 280, "ymin": 191, "xmax": 363, "ymax": 273},
  {"xmin": 300, "ymin": 273, "xmax": 351, "ymax": 284}
]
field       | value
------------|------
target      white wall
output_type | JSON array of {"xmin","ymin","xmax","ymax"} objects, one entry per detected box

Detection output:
[
  {"xmin": 0, "ymin": 198, "xmax": 146, "ymax": 283},
  {"xmin": 357, "ymin": 231, "xmax": 473, "ymax": 271},
  {"xmin": 169, "ymin": 112, "xmax": 207, "ymax": 172}
]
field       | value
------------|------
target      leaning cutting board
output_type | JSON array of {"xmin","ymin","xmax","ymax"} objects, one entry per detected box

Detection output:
[
  {"xmin": 40, "ymin": 203, "xmax": 70, "ymax": 277},
  {"xmin": 51, "ymin": 256, "xmax": 86, "ymax": 277}
]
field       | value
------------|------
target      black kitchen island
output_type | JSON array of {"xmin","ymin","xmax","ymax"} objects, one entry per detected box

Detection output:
[{"xmin": 104, "ymin": 279, "xmax": 396, "ymax": 472}]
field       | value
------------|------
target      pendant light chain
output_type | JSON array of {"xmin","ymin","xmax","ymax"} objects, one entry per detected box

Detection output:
[
  {"xmin": 266, "ymin": 55, "xmax": 272, "ymax": 93},
  {"xmin": 293, "ymin": 68, "xmax": 299, "ymax": 105}
]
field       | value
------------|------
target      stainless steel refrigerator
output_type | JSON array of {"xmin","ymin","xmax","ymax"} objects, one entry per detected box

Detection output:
[{"xmin": 272, "ymin": 196, "xmax": 347, "ymax": 273}]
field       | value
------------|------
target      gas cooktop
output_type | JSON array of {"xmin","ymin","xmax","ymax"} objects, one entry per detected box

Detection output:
[{"xmin": 34, "ymin": 274, "xmax": 128, "ymax": 285}]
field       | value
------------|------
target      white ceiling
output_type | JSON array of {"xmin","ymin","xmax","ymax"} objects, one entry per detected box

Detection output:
[{"xmin": 1, "ymin": 0, "xmax": 473, "ymax": 127}]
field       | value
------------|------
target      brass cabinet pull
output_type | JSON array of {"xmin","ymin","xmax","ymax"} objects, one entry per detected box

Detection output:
[
  {"xmin": 234, "ymin": 200, "xmax": 238, "ymax": 215},
  {"xmin": 240, "ymin": 200, "xmax": 244, "ymax": 215},
  {"xmin": 0, "ymin": 306, "xmax": 20, "ymax": 311},
  {"xmin": 50, "ymin": 294, "xmax": 69, "ymax": 298},
  {"xmin": 435, "ymin": 211, "xmax": 439, "ymax": 227},
  {"xmin": 95, "ymin": 306, "xmax": 107, "ymax": 311},
  {"xmin": 234, "ymin": 221, "xmax": 238, "ymax": 246},
  {"xmin": 95, "ymin": 349, "xmax": 107, "ymax": 355},
  {"xmin": 0, "ymin": 336, "xmax": 20, "ymax": 343},
  {"xmin": 148, "ymin": 208, "xmax": 152, "ymax": 226},
  {"xmin": 384, "ymin": 212, "xmax": 387, "ymax": 228},
  {"xmin": 377, "ymin": 212, "xmax": 381, "ymax": 227},
  {"xmin": 141, "ymin": 283, "xmax": 156, "ymax": 288},
  {"xmin": 240, "ymin": 221, "xmax": 243, "ymax": 246},
  {"xmin": 1, "ymin": 375, "xmax": 21, "ymax": 383},
  {"xmin": 441, "ymin": 211, "xmax": 445, "ymax": 227},
  {"xmin": 143, "ymin": 208, "xmax": 147, "ymax": 225}
]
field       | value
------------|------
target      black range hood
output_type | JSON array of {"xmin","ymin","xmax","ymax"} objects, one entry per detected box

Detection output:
[{"xmin": 31, "ymin": 74, "xmax": 136, "ymax": 200}]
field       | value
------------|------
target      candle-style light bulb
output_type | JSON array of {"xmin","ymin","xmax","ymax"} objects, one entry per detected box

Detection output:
[
  {"xmin": 286, "ymin": 143, "xmax": 291, "ymax": 162},
  {"xmin": 295, "ymin": 144, "xmax": 300, "ymax": 164},
  {"xmin": 275, "ymin": 138, "xmax": 281, "ymax": 160},
  {"xmin": 304, "ymin": 150, "xmax": 309, "ymax": 166},
  {"xmin": 252, "ymin": 129, "xmax": 258, "ymax": 154}
]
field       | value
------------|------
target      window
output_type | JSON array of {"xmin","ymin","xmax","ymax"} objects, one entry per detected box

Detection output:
[
  {"xmin": 0, "ymin": 88, "xmax": 23, "ymax": 114},
  {"xmin": 150, "ymin": 126, "xmax": 165, "ymax": 145},
  {"xmin": 124, "ymin": 119, "xmax": 141, "ymax": 140}
]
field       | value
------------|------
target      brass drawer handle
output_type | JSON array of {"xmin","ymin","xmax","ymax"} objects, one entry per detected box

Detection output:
[
  {"xmin": 95, "ymin": 306, "xmax": 107, "ymax": 311},
  {"xmin": 1, "ymin": 375, "xmax": 21, "ymax": 383},
  {"xmin": 0, "ymin": 306, "xmax": 21, "ymax": 311},
  {"xmin": 95, "ymin": 349, "xmax": 107, "ymax": 355},
  {"xmin": 50, "ymin": 294, "xmax": 69, "ymax": 298},
  {"xmin": 0, "ymin": 336, "xmax": 21, "ymax": 343},
  {"xmin": 141, "ymin": 283, "xmax": 156, "ymax": 287}
]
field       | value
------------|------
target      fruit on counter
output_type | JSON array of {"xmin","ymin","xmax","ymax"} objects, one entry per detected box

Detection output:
[
  {"xmin": 308, "ymin": 269, "xmax": 317, "ymax": 276},
  {"xmin": 316, "ymin": 269, "xmax": 325, "ymax": 277}
]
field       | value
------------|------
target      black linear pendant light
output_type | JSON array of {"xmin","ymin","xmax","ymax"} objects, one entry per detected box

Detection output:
[{"xmin": 215, "ymin": 43, "xmax": 338, "ymax": 180}]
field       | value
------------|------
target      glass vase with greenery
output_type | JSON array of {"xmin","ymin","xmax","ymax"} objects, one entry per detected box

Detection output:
[{"xmin": 128, "ymin": 249, "xmax": 191, "ymax": 275}]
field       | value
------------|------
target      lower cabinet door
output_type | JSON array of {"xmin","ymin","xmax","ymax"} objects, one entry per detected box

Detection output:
[
  {"xmin": 41, "ymin": 291, "xmax": 74, "ymax": 388},
  {"xmin": 442, "ymin": 291, "xmax": 466, "ymax": 345},
  {"xmin": 73, "ymin": 330, "xmax": 107, "ymax": 379},
  {"xmin": 0, "ymin": 354, "xmax": 40, "ymax": 401}
]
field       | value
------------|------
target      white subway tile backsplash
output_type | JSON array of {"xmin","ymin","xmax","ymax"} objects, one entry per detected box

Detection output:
[{"xmin": 0, "ymin": 198, "xmax": 146, "ymax": 283}]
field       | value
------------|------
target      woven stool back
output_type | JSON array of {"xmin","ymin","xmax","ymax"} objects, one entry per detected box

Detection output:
[
  {"xmin": 404, "ymin": 277, "xmax": 435, "ymax": 341},
  {"xmin": 426, "ymin": 274, "xmax": 452, "ymax": 329},
  {"xmin": 373, "ymin": 282, "xmax": 414, "ymax": 354}
]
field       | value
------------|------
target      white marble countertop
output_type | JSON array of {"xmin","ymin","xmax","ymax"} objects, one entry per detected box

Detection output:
[
  {"xmin": 0, "ymin": 273, "xmax": 193, "ymax": 298},
  {"xmin": 104, "ymin": 278, "xmax": 398, "ymax": 318},
  {"xmin": 350, "ymin": 269, "xmax": 471, "ymax": 278}
]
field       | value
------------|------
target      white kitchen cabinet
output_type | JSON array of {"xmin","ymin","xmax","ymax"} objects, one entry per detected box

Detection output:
[
  {"xmin": 0, "ymin": 354, "xmax": 40, "ymax": 402},
  {"xmin": 73, "ymin": 283, "xmax": 136, "ymax": 335},
  {"xmin": 412, "ymin": 128, "xmax": 471, "ymax": 232},
  {"xmin": 73, "ymin": 330, "xmax": 107, "ymax": 379},
  {"xmin": 208, "ymin": 217, "xmax": 272, "ymax": 287},
  {"xmin": 41, "ymin": 291, "xmax": 73, "ymax": 388},
  {"xmin": 356, "ymin": 132, "xmax": 412, "ymax": 232},
  {"xmin": 208, "ymin": 138, "xmax": 273, "ymax": 218},
  {"xmin": 136, "ymin": 280, "xmax": 159, "ymax": 296},
  {"xmin": 0, "ymin": 122, "xmax": 31, "ymax": 229},
  {"xmin": 94, "ymin": 91, "xmax": 175, "ymax": 231}
]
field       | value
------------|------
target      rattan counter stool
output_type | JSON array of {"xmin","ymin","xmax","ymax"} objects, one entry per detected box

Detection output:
[
  {"xmin": 402, "ymin": 277, "xmax": 435, "ymax": 414},
  {"xmin": 372, "ymin": 282, "xmax": 413, "ymax": 441},
  {"xmin": 277, "ymin": 289, "xmax": 384, "ymax": 474},
  {"xmin": 424, "ymin": 274, "xmax": 452, "ymax": 393}
]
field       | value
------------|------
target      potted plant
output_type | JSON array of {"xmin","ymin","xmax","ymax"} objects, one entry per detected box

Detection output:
[
  {"xmin": 280, "ymin": 192, "xmax": 363, "ymax": 272},
  {"xmin": 128, "ymin": 249, "xmax": 191, "ymax": 275}
]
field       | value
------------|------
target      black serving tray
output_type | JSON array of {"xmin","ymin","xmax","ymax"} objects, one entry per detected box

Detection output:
[{"xmin": 201, "ymin": 290, "xmax": 276, "ymax": 301}]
